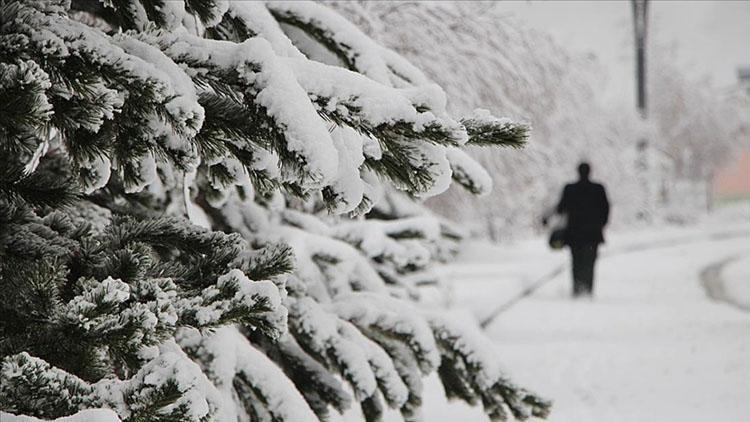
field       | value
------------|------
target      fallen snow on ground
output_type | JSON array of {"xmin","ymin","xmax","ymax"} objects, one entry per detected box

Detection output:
[{"xmin": 438, "ymin": 219, "xmax": 750, "ymax": 421}]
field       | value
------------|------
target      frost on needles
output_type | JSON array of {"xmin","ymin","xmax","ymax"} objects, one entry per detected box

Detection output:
[{"xmin": 0, "ymin": 1, "xmax": 548, "ymax": 421}]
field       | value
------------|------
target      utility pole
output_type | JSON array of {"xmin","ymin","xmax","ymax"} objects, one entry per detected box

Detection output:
[
  {"xmin": 632, "ymin": 0, "xmax": 649, "ymax": 118},
  {"xmin": 631, "ymin": 0, "xmax": 651, "ymax": 221}
]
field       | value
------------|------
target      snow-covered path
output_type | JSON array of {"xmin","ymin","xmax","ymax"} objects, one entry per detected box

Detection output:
[{"xmin": 449, "ymin": 225, "xmax": 750, "ymax": 421}]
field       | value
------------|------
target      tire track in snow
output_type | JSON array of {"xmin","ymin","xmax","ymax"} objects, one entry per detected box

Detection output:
[
  {"xmin": 700, "ymin": 255, "xmax": 750, "ymax": 313},
  {"xmin": 480, "ymin": 228, "xmax": 750, "ymax": 329}
]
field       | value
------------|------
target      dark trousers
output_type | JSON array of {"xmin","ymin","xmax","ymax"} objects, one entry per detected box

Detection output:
[{"xmin": 569, "ymin": 243, "xmax": 598, "ymax": 297}]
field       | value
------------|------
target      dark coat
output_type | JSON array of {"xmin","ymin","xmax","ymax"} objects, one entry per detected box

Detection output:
[{"xmin": 556, "ymin": 180, "xmax": 610, "ymax": 245}]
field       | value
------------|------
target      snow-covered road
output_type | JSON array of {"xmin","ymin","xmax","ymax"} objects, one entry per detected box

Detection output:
[{"xmin": 444, "ymin": 224, "xmax": 750, "ymax": 421}]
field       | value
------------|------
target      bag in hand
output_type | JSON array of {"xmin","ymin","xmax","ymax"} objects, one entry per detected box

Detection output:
[{"xmin": 548, "ymin": 227, "xmax": 567, "ymax": 250}]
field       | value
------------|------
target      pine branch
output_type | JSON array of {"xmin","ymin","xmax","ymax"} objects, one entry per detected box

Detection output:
[
  {"xmin": 461, "ymin": 114, "xmax": 529, "ymax": 148},
  {"xmin": 0, "ymin": 160, "xmax": 80, "ymax": 209}
]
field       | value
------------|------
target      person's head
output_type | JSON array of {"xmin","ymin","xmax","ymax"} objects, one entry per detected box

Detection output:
[{"xmin": 577, "ymin": 162, "xmax": 591, "ymax": 180}]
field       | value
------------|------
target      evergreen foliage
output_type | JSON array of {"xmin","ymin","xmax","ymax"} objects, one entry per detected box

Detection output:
[{"xmin": 0, "ymin": 1, "xmax": 549, "ymax": 421}]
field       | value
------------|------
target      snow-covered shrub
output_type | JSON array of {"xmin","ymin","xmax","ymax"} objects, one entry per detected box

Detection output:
[{"xmin": 0, "ymin": 1, "xmax": 549, "ymax": 421}]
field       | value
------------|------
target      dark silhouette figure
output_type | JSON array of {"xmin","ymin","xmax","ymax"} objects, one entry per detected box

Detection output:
[{"xmin": 554, "ymin": 162, "xmax": 610, "ymax": 297}]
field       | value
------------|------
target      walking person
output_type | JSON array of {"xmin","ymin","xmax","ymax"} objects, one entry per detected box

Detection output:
[{"xmin": 546, "ymin": 162, "xmax": 610, "ymax": 297}]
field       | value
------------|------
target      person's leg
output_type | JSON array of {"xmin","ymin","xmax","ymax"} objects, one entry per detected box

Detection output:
[
  {"xmin": 570, "ymin": 245, "xmax": 585, "ymax": 297},
  {"xmin": 583, "ymin": 244, "xmax": 598, "ymax": 295}
]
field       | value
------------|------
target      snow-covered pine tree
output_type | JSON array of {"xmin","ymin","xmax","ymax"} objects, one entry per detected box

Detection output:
[{"xmin": 0, "ymin": 1, "xmax": 550, "ymax": 421}]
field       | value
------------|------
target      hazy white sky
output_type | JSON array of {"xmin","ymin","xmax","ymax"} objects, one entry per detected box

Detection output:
[{"xmin": 498, "ymin": 0, "xmax": 750, "ymax": 106}]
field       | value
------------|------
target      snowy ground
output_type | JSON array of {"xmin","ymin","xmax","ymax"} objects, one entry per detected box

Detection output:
[{"xmin": 423, "ymin": 219, "xmax": 750, "ymax": 422}]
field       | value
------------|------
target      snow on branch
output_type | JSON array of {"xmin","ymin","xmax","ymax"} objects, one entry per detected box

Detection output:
[
  {"xmin": 219, "ymin": 2, "xmax": 305, "ymax": 59},
  {"xmin": 284, "ymin": 57, "xmax": 467, "ymax": 147},
  {"xmin": 428, "ymin": 312, "xmax": 552, "ymax": 420},
  {"xmin": 0, "ymin": 409, "xmax": 121, "ymax": 422},
  {"xmin": 0, "ymin": 344, "xmax": 227, "ymax": 422},
  {"xmin": 266, "ymin": 0, "xmax": 430, "ymax": 87},
  {"xmin": 288, "ymin": 297, "xmax": 379, "ymax": 401},
  {"xmin": 134, "ymin": 27, "xmax": 339, "ymax": 191},
  {"xmin": 446, "ymin": 147, "xmax": 494, "ymax": 196},
  {"xmin": 333, "ymin": 293, "xmax": 441, "ymax": 374},
  {"xmin": 178, "ymin": 326, "xmax": 319, "ymax": 421}
]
